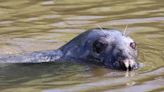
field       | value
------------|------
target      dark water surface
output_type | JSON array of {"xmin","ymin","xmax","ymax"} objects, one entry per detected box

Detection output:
[{"xmin": 0, "ymin": 0, "xmax": 164, "ymax": 92}]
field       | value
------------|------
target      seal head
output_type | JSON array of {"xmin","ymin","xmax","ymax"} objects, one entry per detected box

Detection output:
[{"xmin": 61, "ymin": 28, "xmax": 139, "ymax": 71}]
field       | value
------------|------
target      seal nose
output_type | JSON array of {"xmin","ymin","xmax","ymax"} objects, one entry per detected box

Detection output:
[{"xmin": 123, "ymin": 59, "xmax": 137, "ymax": 71}]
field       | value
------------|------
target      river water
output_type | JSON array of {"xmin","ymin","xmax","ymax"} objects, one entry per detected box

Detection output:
[{"xmin": 0, "ymin": 0, "xmax": 163, "ymax": 92}]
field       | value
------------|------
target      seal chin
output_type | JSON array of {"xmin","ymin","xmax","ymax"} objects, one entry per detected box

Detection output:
[{"xmin": 122, "ymin": 59, "xmax": 138, "ymax": 71}]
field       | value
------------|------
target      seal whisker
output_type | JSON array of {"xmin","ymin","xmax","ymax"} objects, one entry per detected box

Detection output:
[
  {"xmin": 97, "ymin": 24, "xmax": 108, "ymax": 37},
  {"xmin": 123, "ymin": 25, "xmax": 128, "ymax": 36}
]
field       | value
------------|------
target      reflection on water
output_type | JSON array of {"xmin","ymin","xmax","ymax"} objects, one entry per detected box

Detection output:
[{"xmin": 0, "ymin": 0, "xmax": 163, "ymax": 92}]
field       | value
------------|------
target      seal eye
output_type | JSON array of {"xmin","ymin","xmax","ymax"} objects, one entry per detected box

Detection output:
[
  {"xmin": 130, "ymin": 42, "xmax": 136, "ymax": 50},
  {"xmin": 93, "ymin": 37, "xmax": 108, "ymax": 53}
]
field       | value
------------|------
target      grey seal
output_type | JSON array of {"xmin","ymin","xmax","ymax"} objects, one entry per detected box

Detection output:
[{"xmin": 0, "ymin": 28, "xmax": 139, "ymax": 71}]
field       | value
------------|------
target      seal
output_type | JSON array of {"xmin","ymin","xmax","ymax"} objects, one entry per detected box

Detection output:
[{"xmin": 0, "ymin": 28, "xmax": 139, "ymax": 71}]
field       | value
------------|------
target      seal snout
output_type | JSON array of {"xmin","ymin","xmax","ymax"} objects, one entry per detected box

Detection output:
[{"xmin": 122, "ymin": 59, "xmax": 138, "ymax": 71}]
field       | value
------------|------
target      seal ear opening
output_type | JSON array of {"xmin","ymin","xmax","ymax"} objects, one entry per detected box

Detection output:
[{"xmin": 92, "ymin": 37, "xmax": 108, "ymax": 54}]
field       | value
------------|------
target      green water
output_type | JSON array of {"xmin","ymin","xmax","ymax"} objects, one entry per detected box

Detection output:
[{"xmin": 0, "ymin": 0, "xmax": 163, "ymax": 92}]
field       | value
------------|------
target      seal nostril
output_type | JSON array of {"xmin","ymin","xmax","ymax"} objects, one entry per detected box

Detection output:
[
  {"xmin": 127, "ymin": 65, "xmax": 132, "ymax": 71},
  {"xmin": 122, "ymin": 59, "xmax": 136, "ymax": 71},
  {"xmin": 122, "ymin": 62, "xmax": 132, "ymax": 71},
  {"xmin": 126, "ymin": 63, "xmax": 138, "ymax": 71}
]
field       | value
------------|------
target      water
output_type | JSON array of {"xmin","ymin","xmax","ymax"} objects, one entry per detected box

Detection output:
[{"xmin": 0, "ymin": 0, "xmax": 164, "ymax": 92}]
